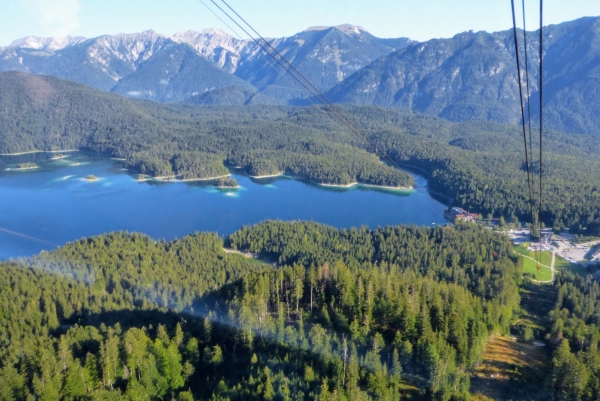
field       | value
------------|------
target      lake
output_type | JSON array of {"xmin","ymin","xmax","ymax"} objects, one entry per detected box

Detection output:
[{"xmin": 0, "ymin": 152, "xmax": 448, "ymax": 259}]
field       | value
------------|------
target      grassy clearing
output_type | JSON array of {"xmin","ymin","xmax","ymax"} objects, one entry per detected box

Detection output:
[
  {"xmin": 515, "ymin": 243, "xmax": 552, "ymax": 266},
  {"xmin": 554, "ymin": 255, "xmax": 588, "ymax": 276},
  {"xmin": 522, "ymin": 256, "xmax": 553, "ymax": 281},
  {"xmin": 471, "ymin": 336, "xmax": 551, "ymax": 400},
  {"xmin": 516, "ymin": 283, "xmax": 556, "ymax": 332},
  {"xmin": 471, "ymin": 283, "xmax": 555, "ymax": 400},
  {"xmin": 225, "ymin": 252, "xmax": 273, "ymax": 266},
  {"xmin": 471, "ymin": 394, "xmax": 494, "ymax": 401},
  {"xmin": 398, "ymin": 380, "xmax": 422, "ymax": 400}
]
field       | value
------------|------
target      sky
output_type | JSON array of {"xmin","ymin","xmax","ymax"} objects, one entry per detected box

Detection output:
[{"xmin": 1, "ymin": 0, "xmax": 599, "ymax": 46}]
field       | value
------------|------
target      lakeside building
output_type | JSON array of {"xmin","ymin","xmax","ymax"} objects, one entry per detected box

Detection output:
[{"xmin": 444, "ymin": 207, "xmax": 479, "ymax": 222}]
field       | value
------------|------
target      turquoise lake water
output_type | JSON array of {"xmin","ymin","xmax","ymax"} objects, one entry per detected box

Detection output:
[{"xmin": 0, "ymin": 152, "xmax": 447, "ymax": 259}]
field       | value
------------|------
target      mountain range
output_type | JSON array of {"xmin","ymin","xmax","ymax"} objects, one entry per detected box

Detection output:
[
  {"xmin": 0, "ymin": 25, "xmax": 411, "ymax": 105},
  {"xmin": 1, "ymin": 17, "xmax": 600, "ymax": 134},
  {"xmin": 326, "ymin": 16, "xmax": 600, "ymax": 135}
]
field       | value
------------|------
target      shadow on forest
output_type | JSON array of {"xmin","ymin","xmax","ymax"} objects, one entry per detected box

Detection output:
[{"xmin": 50, "ymin": 279, "xmax": 244, "ymax": 338}]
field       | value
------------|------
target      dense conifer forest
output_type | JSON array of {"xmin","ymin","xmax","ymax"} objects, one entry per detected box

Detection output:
[
  {"xmin": 544, "ymin": 273, "xmax": 600, "ymax": 400},
  {"xmin": 0, "ymin": 221, "xmax": 527, "ymax": 400},
  {"xmin": 1, "ymin": 221, "xmax": 597, "ymax": 399},
  {"xmin": 1, "ymin": 72, "xmax": 600, "ymax": 231}
]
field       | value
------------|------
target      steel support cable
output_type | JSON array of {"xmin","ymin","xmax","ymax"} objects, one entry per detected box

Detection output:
[
  {"xmin": 199, "ymin": 0, "xmax": 386, "ymax": 171},
  {"xmin": 511, "ymin": 0, "xmax": 536, "ymax": 226},
  {"xmin": 521, "ymin": 0, "xmax": 535, "ymax": 175},
  {"xmin": 207, "ymin": 0, "xmax": 365, "ymax": 141},
  {"xmin": 520, "ymin": 0, "xmax": 541, "ymax": 268},
  {"xmin": 198, "ymin": 0, "xmax": 320, "ymax": 109},
  {"xmin": 211, "ymin": 0, "xmax": 411, "ymax": 177},
  {"xmin": 539, "ymin": 0, "xmax": 544, "ymax": 269},
  {"xmin": 218, "ymin": 0, "xmax": 370, "ymax": 143}
]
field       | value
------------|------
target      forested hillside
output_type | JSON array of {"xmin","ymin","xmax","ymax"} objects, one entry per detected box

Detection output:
[
  {"xmin": 0, "ymin": 221, "xmax": 525, "ymax": 400},
  {"xmin": 0, "ymin": 72, "xmax": 412, "ymax": 188},
  {"xmin": 2, "ymin": 72, "xmax": 599, "ymax": 231},
  {"xmin": 543, "ymin": 273, "xmax": 600, "ymax": 400}
]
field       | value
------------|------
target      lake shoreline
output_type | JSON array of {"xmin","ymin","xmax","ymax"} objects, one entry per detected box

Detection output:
[
  {"xmin": 6, "ymin": 166, "xmax": 40, "ymax": 171},
  {"xmin": 317, "ymin": 180, "xmax": 413, "ymax": 191},
  {"xmin": 136, "ymin": 173, "xmax": 234, "ymax": 183},
  {"xmin": 0, "ymin": 153, "xmax": 448, "ymax": 260},
  {"xmin": 4, "ymin": 149, "xmax": 416, "ymax": 192},
  {"xmin": 180, "ymin": 174, "xmax": 231, "ymax": 182},
  {"xmin": 256, "ymin": 172, "xmax": 415, "ymax": 191},
  {"xmin": 0, "ymin": 149, "xmax": 79, "ymax": 156},
  {"xmin": 250, "ymin": 172, "xmax": 284, "ymax": 179},
  {"xmin": 2, "ymin": 149, "xmax": 417, "ymax": 193}
]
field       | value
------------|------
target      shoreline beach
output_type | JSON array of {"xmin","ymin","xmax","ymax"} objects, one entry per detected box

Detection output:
[
  {"xmin": 250, "ymin": 172, "xmax": 284, "ymax": 179},
  {"xmin": 318, "ymin": 181, "xmax": 413, "ymax": 191},
  {"xmin": 0, "ymin": 149, "xmax": 79, "ymax": 156},
  {"xmin": 6, "ymin": 166, "xmax": 40, "ymax": 171}
]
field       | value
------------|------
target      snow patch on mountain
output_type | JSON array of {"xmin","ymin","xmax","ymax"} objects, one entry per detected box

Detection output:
[
  {"xmin": 171, "ymin": 29, "xmax": 253, "ymax": 73},
  {"xmin": 9, "ymin": 35, "xmax": 87, "ymax": 51},
  {"xmin": 306, "ymin": 24, "xmax": 367, "ymax": 35}
]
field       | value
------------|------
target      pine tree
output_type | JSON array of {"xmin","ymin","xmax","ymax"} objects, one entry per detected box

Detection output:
[
  {"xmin": 263, "ymin": 367, "xmax": 275, "ymax": 401},
  {"xmin": 392, "ymin": 348, "xmax": 402, "ymax": 382}
]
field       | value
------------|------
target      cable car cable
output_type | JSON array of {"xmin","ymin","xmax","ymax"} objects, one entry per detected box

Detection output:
[
  {"xmin": 198, "ymin": 0, "xmax": 321, "ymax": 109},
  {"xmin": 521, "ymin": 0, "xmax": 535, "ymax": 177},
  {"xmin": 510, "ymin": 0, "xmax": 536, "ymax": 223},
  {"xmin": 209, "ymin": 0, "xmax": 413, "ymax": 179},
  {"xmin": 218, "ymin": 0, "xmax": 366, "ymax": 138}
]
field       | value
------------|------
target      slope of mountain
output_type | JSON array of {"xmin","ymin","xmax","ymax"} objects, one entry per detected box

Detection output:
[
  {"xmin": 326, "ymin": 16, "xmax": 600, "ymax": 134},
  {"xmin": 110, "ymin": 41, "xmax": 253, "ymax": 103},
  {"xmin": 183, "ymin": 85, "xmax": 280, "ymax": 106},
  {"xmin": 233, "ymin": 24, "xmax": 414, "ymax": 102},
  {"xmin": 0, "ymin": 30, "xmax": 255, "ymax": 103},
  {"xmin": 328, "ymin": 29, "xmax": 522, "ymax": 123},
  {"xmin": 171, "ymin": 28, "xmax": 249, "ymax": 74},
  {"xmin": 538, "ymin": 17, "xmax": 600, "ymax": 134}
]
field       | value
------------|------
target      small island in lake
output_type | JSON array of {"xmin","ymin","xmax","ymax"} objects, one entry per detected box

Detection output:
[
  {"xmin": 16, "ymin": 162, "xmax": 39, "ymax": 170},
  {"xmin": 50, "ymin": 154, "xmax": 68, "ymax": 160},
  {"xmin": 83, "ymin": 174, "xmax": 99, "ymax": 182},
  {"xmin": 215, "ymin": 176, "xmax": 239, "ymax": 188}
]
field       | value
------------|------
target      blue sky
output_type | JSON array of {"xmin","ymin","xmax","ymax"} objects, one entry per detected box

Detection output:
[{"xmin": 1, "ymin": 0, "xmax": 599, "ymax": 46}]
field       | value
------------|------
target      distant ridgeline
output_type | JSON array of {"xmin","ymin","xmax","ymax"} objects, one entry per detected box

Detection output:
[
  {"xmin": 5, "ymin": 17, "xmax": 600, "ymax": 136},
  {"xmin": 1, "ymin": 72, "xmax": 600, "ymax": 231},
  {"xmin": 0, "ymin": 221, "xmax": 524, "ymax": 399}
]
